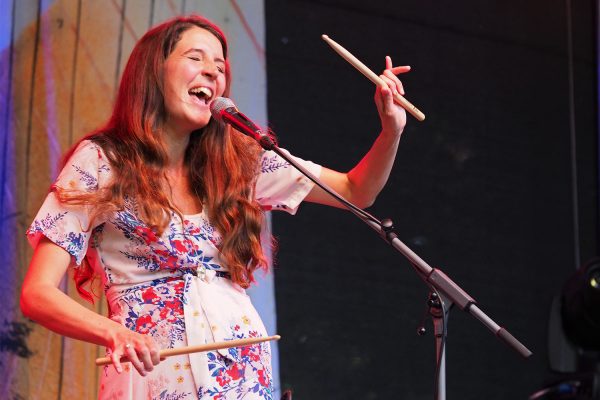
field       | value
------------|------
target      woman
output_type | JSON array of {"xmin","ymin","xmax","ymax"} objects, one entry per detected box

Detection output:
[{"xmin": 20, "ymin": 15, "xmax": 409, "ymax": 400}]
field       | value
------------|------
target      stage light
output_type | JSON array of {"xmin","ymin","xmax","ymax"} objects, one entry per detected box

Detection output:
[
  {"xmin": 529, "ymin": 258, "xmax": 600, "ymax": 400},
  {"xmin": 561, "ymin": 258, "xmax": 600, "ymax": 351},
  {"xmin": 589, "ymin": 267, "xmax": 599, "ymax": 290}
]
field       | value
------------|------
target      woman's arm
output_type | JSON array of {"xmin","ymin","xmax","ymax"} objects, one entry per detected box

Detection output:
[
  {"xmin": 305, "ymin": 56, "xmax": 410, "ymax": 209},
  {"xmin": 20, "ymin": 237, "xmax": 160, "ymax": 375}
]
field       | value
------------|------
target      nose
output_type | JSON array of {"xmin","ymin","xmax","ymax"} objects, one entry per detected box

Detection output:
[{"xmin": 202, "ymin": 61, "xmax": 219, "ymax": 79}]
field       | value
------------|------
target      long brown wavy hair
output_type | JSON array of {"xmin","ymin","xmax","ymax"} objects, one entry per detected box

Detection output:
[{"xmin": 59, "ymin": 15, "xmax": 267, "ymax": 301}]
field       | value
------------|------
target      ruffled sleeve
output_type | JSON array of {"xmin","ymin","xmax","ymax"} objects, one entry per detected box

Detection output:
[
  {"xmin": 254, "ymin": 148, "xmax": 322, "ymax": 214},
  {"xmin": 26, "ymin": 140, "xmax": 112, "ymax": 265}
]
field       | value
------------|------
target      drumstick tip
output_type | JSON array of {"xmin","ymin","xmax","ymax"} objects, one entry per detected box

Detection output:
[{"xmin": 321, "ymin": 34, "xmax": 329, "ymax": 40}]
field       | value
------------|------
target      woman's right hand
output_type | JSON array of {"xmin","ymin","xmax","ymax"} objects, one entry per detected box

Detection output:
[
  {"xmin": 108, "ymin": 327, "xmax": 161, "ymax": 376},
  {"xmin": 21, "ymin": 238, "xmax": 162, "ymax": 377}
]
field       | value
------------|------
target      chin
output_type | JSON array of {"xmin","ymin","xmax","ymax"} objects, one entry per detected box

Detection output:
[{"xmin": 189, "ymin": 117, "xmax": 211, "ymax": 131}]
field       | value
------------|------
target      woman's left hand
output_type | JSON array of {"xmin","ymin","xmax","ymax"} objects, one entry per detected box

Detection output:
[{"xmin": 374, "ymin": 56, "xmax": 410, "ymax": 138}]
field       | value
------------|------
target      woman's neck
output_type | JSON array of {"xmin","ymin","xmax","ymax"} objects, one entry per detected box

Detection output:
[
  {"xmin": 161, "ymin": 132, "xmax": 203, "ymax": 214},
  {"xmin": 162, "ymin": 129, "xmax": 191, "ymax": 170}
]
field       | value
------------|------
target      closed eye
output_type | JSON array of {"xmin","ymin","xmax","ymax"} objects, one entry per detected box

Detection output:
[{"xmin": 187, "ymin": 56, "xmax": 223, "ymax": 72}]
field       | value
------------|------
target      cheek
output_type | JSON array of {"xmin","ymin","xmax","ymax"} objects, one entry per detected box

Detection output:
[
  {"xmin": 217, "ymin": 75, "xmax": 227, "ymax": 96},
  {"xmin": 163, "ymin": 69, "xmax": 181, "ymax": 97},
  {"xmin": 168, "ymin": 62, "xmax": 196, "ymax": 84}
]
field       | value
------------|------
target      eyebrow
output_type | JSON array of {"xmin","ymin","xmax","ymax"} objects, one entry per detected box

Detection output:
[{"xmin": 183, "ymin": 48, "xmax": 225, "ymax": 64}]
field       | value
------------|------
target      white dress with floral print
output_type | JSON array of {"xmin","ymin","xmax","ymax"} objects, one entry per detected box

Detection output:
[{"xmin": 27, "ymin": 140, "xmax": 321, "ymax": 400}]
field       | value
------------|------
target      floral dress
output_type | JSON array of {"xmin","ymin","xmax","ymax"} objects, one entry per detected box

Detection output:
[{"xmin": 27, "ymin": 140, "xmax": 321, "ymax": 400}]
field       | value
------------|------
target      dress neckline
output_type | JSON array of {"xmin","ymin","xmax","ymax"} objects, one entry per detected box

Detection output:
[{"xmin": 183, "ymin": 211, "xmax": 204, "ymax": 219}]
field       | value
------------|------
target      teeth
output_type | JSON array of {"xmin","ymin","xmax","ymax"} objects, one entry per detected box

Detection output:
[{"xmin": 189, "ymin": 86, "xmax": 213, "ymax": 100}]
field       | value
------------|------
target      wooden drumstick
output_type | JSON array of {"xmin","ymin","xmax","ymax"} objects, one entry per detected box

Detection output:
[
  {"xmin": 321, "ymin": 34, "xmax": 425, "ymax": 122},
  {"xmin": 95, "ymin": 335, "xmax": 281, "ymax": 366}
]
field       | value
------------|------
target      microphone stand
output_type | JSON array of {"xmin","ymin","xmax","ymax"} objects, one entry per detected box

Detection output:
[{"xmin": 255, "ymin": 134, "xmax": 532, "ymax": 399}]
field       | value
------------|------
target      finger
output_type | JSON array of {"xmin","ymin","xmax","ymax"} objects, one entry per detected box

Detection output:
[
  {"xmin": 379, "ymin": 74, "xmax": 399, "ymax": 97},
  {"xmin": 142, "ymin": 337, "xmax": 161, "ymax": 366},
  {"xmin": 390, "ymin": 65, "xmax": 411, "ymax": 75},
  {"xmin": 383, "ymin": 70, "xmax": 405, "ymax": 95},
  {"xmin": 150, "ymin": 346, "xmax": 161, "ymax": 366},
  {"xmin": 125, "ymin": 344, "xmax": 147, "ymax": 376},
  {"xmin": 377, "ymin": 76, "xmax": 395, "ymax": 110},
  {"xmin": 140, "ymin": 339, "xmax": 162, "ymax": 369},
  {"xmin": 385, "ymin": 55, "xmax": 393, "ymax": 70},
  {"xmin": 137, "ymin": 346, "xmax": 156, "ymax": 371},
  {"xmin": 110, "ymin": 351, "xmax": 124, "ymax": 374},
  {"xmin": 377, "ymin": 77, "xmax": 392, "ymax": 99},
  {"xmin": 146, "ymin": 337, "xmax": 161, "ymax": 365}
]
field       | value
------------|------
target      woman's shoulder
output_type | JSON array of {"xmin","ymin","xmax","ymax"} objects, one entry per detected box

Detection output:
[
  {"xmin": 67, "ymin": 139, "xmax": 112, "ymax": 169},
  {"xmin": 71, "ymin": 139, "xmax": 108, "ymax": 159},
  {"xmin": 56, "ymin": 139, "xmax": 113, "ymax": 190}
]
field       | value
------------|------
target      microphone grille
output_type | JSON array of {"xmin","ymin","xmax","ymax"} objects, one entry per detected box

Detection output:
[{"xmin": 210, "ymin": 97, "xmax": 235, "ymax": 121}]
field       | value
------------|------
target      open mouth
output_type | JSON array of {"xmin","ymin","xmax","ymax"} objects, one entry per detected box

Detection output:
[{"xmin": 189, "ymin": 86, "xmax": 213, "ymax": 104}]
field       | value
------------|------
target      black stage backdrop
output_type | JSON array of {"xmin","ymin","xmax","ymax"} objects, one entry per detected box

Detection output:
[{"xmin": 265, "ymin": 1, "xmax": 598, "ymax": 399}]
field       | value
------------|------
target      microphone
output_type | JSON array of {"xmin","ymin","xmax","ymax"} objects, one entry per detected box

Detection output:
[{"xmin": 210, "ymin": 97, "xmax": 276, "ymax": 150}]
